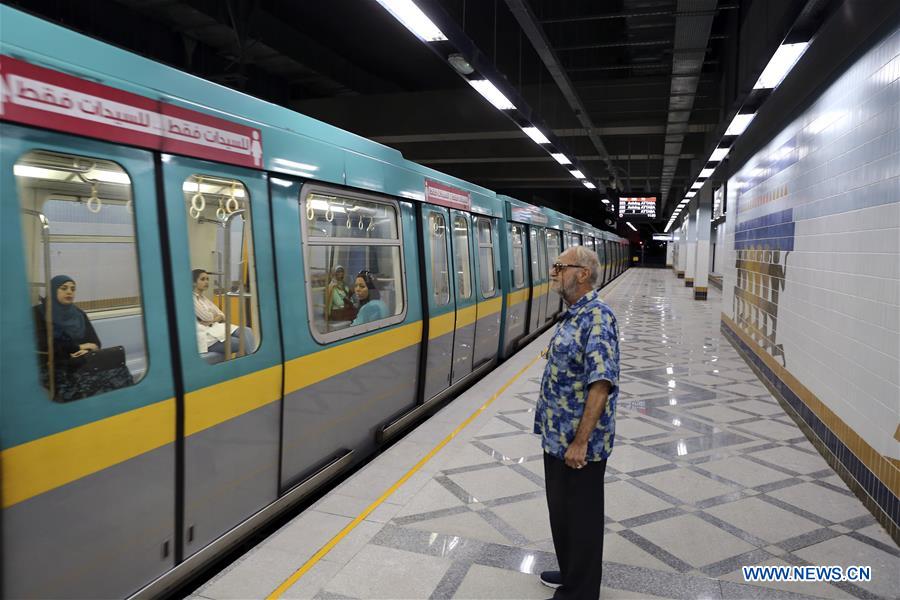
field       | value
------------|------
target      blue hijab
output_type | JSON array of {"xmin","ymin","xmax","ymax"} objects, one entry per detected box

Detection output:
[{"xmin": 39, "ymin": 275, "xmax": 87, "ymax": 341}]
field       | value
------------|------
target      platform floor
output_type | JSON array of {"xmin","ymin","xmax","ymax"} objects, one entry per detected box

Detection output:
[{"xmin": 191, "ymin": 269, "xmax": 898, "ymax": 600}]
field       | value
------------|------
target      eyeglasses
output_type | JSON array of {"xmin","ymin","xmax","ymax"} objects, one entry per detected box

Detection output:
[{"xmin": 550, "ymin": 263, "xmax": 586, "ymax": 274}]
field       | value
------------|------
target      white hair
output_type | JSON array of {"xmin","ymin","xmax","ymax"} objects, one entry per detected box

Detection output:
[{"xmin": 566, "ymin": 245, "xmax": 600, "ymax": 286}]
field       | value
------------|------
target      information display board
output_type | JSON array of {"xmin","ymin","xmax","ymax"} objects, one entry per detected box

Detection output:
[{"xmin": 618, "ymin": 196, "xmax": 658, "ymax": 220}]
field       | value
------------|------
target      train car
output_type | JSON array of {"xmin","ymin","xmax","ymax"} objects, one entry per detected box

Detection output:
[{"xmin": 0, "ymin": 6, "xmax": 627, "ymax": 598}]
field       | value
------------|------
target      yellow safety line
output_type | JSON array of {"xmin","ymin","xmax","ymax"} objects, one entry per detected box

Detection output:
[{"xmin": 266, "ymin": 353, "xmax": 543, "ymax": 599}]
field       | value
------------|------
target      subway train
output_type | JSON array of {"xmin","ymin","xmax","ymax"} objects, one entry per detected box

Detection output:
[{"xmin": 0, "ymin": 6, "xmax": 628, "ymax": 598}]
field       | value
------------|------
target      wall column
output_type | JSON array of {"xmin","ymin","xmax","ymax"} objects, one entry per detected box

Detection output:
[
  {"xmin": 694, "ymin": 184, "xmax": 712, "ymax": 300},
  {"xmin": 666, "ymin": 242, "xmax": 674, "ymax": 268},
  {"xmin": 684, "ymin": 201, "xmax": 697, "ymax": 287}
]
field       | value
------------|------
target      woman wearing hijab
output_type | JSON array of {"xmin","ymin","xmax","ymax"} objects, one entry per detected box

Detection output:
[
  {"xmin": 33, "ymin": 275, "xmax": 132, "ymax": 401},
  {"xmin": 350, "ymin": 270, "xmax": 389, "ymax": 326},
  {"xmin": 325, "ymin": 265, "xmax": 356, "ymax": 322},
  {"xmin": 192, "ymin": 269, "xmax": 255, "ymax": 361}
]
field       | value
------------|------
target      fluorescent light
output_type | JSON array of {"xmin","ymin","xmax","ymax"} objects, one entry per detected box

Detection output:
[
  {"xmin": 725, "ymin": 113, "xmax": 756, "ymax": 136},
  {"xmin": 14, "ymin": 165, "xmax": 57, "ymax": 179},
  {"xmin": 710, "ymin": 147, "xmax": 729, "ymax": 161},
  {"xmin": 375, "ymin": 0, "xmax": 447, "ymax": 42},
  {"xmin": 601, "ymin": 198, "xmax": 610, "ymax": 204},
  {"xmin": 699, "ymin": 168, "xmax": 714, "ymax": 178},
  {"xmin": 754, "ymin": 43, "xmax": 808, "ymax": 89},
  {"xmin": 626, "ymin": 222, "xmax": 637, "ymax": 231},
  {"xmin": 685, "ymin": 191, "xmax": 696, "ymax": 198},
  {"xmin": 468, "ymin": 79, "xmax": 516, "ymax": 110},
  {"xmin": 569, "ymin": 170, "xmax": 585, "ymax": 179},
  {"xmin": 691, "ymin": 181, "xmax": 703, "ymax": 190},
  {"xmin": 522, "ymin": 127, "xmax": 550, "ymax": 144},
  {"xmin": 182, "ymin": 181, "xmax": 246, "ymax": 197},
  {"xmin": 550, "ymin": 153, "xmax": 571, "ymax": 165},
  {"xmin": 583, "ymin": 181, "xmax": 596, "ymax": 189}
]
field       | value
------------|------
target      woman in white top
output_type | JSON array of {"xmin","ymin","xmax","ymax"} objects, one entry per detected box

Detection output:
[{"xmin": 192, "ymin": 269, "xmax": 255, "ymax": 361}]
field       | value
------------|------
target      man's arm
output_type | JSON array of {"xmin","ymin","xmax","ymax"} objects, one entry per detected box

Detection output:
[{"xmin": 564, "ymin": 380, "xmax": 611, "ymax": 469}]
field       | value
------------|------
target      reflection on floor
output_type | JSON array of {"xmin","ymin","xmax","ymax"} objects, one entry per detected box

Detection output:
[{"xmin": 192, "ymin": 269, "xmax": 899, "ymax": 600}]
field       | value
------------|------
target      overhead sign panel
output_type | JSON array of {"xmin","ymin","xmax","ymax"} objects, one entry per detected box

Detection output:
[
  {"xmin": 618, "ymin": 196, "xmax": 658, "ymax": 219},
  {"xmin": 425, "ymin": 179, "xmax": 471, "ymax": 211},
  {"xmin": 0, "ymin": 55, "xmax": 263, "ymax": 169}
]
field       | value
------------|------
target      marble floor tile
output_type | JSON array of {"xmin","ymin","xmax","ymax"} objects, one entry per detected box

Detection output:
[
  {"xmin": 604, "ymin": 534, "xmax": 678, "ymax": 573},
  {"xmin": 608, "ymin": 444, "xmax": 672, "ymax": 473},
  {"xmin": 636, "ymin": 467, "xmax": 738, "ymax": 505},
  {"xmin": 793, "ymin": 535, "xmax": 900, "ymax": 599},
  {"xmin": 705, "ymin": 497, "xmax": 823, "ymax": 543},
  {"xmin": 767, "ymin": 483, "xmax": 870, "ymax": 524},
  {"xmin": 488, "ymin": 496, "xmax": 552, "ymax": 543},
  {"xmin": 401, "ymin": 510, "xmax": 511, "ymax": 545},
  {"xmin": 451, "ymin": 563, "xmax": 548, "ymax": 599},
  {"xmin": 395, "ymin": 478, "xmax": 468, "ymax": 518},
  {"xmin": 473, "ymin": 415, "xmax": 525, "ymax": 438},
  {"xmin": 687, "ymin": 404, "xmax": 759, "ymax": 422},
  {"xmin": 436, "ymin": 442, "xmax": 500, "ymax": 471},
  {"xmin": 616, "ymin": 417, "xmax": 672, "ymax": 438},
  {"xmin": 620, "ymin": 380, "xmax": 668, "ymax": 396},
  {"xmin": 323, "ymin": 545, "xmax": 452, "ymax": 599},
  {"xmin": 477, "ymin": 433, "xmax": 543, "ymax": 461},
  {"xmin": 749, "ymin": 447, "xmax": 831, "ymax": 474},
  {"xmin": 729, "ymin": 399, "xmax": 788, "ymax": 416},
  {"xmin": 734, "ymin": 419, "xmax": 810, "ymax": 441},
  {"xmin": 699, "ymin": 456, "xmax": 793, "ymax": 488},
  {"xmin": 447, "ymin": 465, "xmax": 541, "ymax": 502},
  {"xmin": 632, "ymin": 514, "xmax": 757, "ymax": 568},
  {"xmin": 605, "ymin": 480, "xmax": 676, "ymax": 522},
  {"xmin": 199, "ymin": 546, "xmax": 309, "ymax": 600}
]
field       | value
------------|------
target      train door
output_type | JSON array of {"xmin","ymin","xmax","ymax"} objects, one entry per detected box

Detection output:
[
  {"xmin": 159, "ymin": 156, "xmax": 282, "ymax": 557},
  {"xmin": 527, "ymin": 225, "xmax": 546, "ymax": 334},
  {"xmin": 420, "ymin": 204, "xmax": 455, "ymax": 400},
  {"xmin": 472, "ymin": 216, "xmax": 502, "ymax": 367},
  {"xmin": 1, "ymin": 126, "xmax": 177, "ymax": 598},
  {"xmin": 544, "ymin": 228, "xmax": 562, "ymax": 322},
  {"xmin": 598, "ymin": 238, "xmax": 608, "ymax": 286},
  {"xmin": 503, "ymin": 222, "xmax": 529, "ymax": 353},
  {"xmin": 449, "ymin": 210, "xmax": 476, "ymax": 384}
]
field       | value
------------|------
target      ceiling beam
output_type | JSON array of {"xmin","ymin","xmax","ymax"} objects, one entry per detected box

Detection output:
[{"xmin": 371, "ymin": 124, "xmax": 714, "ymax": 144}]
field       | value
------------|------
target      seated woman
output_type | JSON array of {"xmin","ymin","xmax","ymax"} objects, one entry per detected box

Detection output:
[
  {"xmin": 351, "ymin": 270, "xmax": 389, "ymax": 326},
  {"xmin": 192, "ymin": 269, "xmax": 255, "ymax": 363},
  {"xmin": 325, "ymin": 265, "xmax": 356, "ymax": 322},
  {"xmin": 33, "ymin": 275, "xmax": 133, "ymax": 402}
]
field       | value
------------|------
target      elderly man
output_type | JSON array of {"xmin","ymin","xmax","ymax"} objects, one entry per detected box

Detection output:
[{"xmin": 535, "ymin": 245, "xmax": 620, "ymax": 600}]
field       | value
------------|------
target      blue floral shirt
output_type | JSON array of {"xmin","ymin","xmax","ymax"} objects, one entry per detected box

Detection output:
[{"xmin": 534, "ymin": 289, "xmax": 620, "ymax": 461}]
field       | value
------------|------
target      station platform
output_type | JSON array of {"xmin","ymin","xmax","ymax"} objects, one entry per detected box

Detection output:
[{"xmin": 190, "ymin": 269, "xmax": 898, "ymax": 600}]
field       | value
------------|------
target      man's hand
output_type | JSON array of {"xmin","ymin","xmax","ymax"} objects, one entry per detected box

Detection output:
[{"xmin": 565, "ymin": 440, "xmax": 588, "ymax": 469}]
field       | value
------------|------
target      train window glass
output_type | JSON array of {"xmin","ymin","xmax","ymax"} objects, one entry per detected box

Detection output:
[
  {"xmin": 529, "ymin": 228, "xmax": 541, "ymax": 281},
  {"xmin": 16, "ymin": 150, "xmax": 147, "ymax": 402},
  {"xmin": 546, "ymin": 230, "xmax": 561, "ymax": 268},
  {"xmin": 476, "ymin": 218, "xmax": 496, "ymax": 297},
  {"xmin": 452, "ymin": 216, "xmax": 472, "ymax": 299},
  {"xmin": 306, "ymin": 193, "xmax": 398, "ymax": 240},
  {"xmin": 510, "ymin": 224, "xmax": 526, "ymax": 288},
  {"xmin": 429, "ymin": 212, "xmax": 450, "ymax": 306},
  {"xmin": 302, "ymin": 190, "xmax": 405, "ymax": 341},
  {"xmin": 184, "ymin": 175, "xmax": 261, "ymax": 364}
]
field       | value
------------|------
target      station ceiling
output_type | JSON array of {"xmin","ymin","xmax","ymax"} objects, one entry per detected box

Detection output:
[{"xmin": 7, "ymin": 0, "xmax": 814, "ymax": 231}]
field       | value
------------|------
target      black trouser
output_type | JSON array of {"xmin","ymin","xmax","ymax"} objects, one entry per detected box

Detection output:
[{"xmin": 544, "ymin": 452, "xmax": 607, "ymax": 600}]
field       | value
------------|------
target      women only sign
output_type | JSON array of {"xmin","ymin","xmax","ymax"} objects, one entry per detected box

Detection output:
[{"xmin": 0, "ymin": 55, "xmax": 262, "ymax": 169}]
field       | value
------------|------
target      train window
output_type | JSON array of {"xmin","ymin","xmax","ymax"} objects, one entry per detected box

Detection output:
[
  {"xmin": 476, "ymin": 217, "xmax": 496, "ymax": 297},
  {"xmin": 546, "ymin": 229, "xmax": 562, "ymax": 268},
  {"xmin": 16, "ymin": 150, "xmax": 147, "ymax": 402},
  {"xmin": 184, "ymin": 175, "xmax": 261, "ymax": 364},
  {"xmin": 429, "ymin": 212, "xmax": 450, "ymax": 306},
  {"xmin": 510, "ymin": 224, "xmax": 526, "ymax": 288},
  {"xmin": 452, "ymin": 216, "xmax": 472, "ymax": 299},
  {"xmin": 302, "ymin": 190, "xmax": 405, "ymax": 341},
  {"xmin": 529, "ymin": 227, "xmax": 541, "ymax": 281}
]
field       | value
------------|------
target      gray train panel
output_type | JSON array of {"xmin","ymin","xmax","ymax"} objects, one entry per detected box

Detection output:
[
  {"xmin": 183, "ymin": 401, "xmax": 280, "ymax": 556},
  {"xmin": 3, "ymin": 444, "xmax": 175, "ymax": 599},
  {"xmin": 451, "ymin": 321, "xmax": 476, "ymax": 385},
  {"xmin": 280, "ymin": 344, "xmax": 420, "ymax": 489},
  {"xmin": 424, "ymin": 325, "xmax": 454, "ymax": 401}
]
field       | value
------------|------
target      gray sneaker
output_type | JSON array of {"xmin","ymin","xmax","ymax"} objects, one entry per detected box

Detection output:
[{"xmin": 539, "ymin": 570, "xmax": 562, "ymax": 589}]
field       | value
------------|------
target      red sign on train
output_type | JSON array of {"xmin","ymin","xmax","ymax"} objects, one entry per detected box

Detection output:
[
  {"xmin": 0, "ymin": 55, "xmax": 263, "ymax": 169},
  {"xmin": 425, "ymin": 178, "xmax": 471, "ymax": 211}
]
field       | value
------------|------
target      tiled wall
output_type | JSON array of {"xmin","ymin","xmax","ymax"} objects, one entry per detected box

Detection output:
[{"xmin": 721, "ymin": 24, "xmax": 899, "ymax": 531}]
